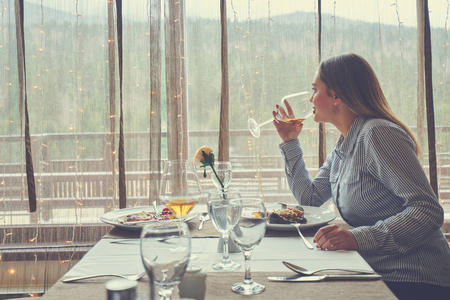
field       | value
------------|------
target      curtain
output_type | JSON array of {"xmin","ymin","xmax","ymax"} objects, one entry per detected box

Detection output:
[{"xmin": 1, "ymin": 0, "xmax": 449, "ymax": 296}]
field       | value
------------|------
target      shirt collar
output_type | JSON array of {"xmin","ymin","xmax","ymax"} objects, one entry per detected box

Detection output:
[{"xmin": 335, "ymin": 115, "xmax": 369, "ymax": 157}]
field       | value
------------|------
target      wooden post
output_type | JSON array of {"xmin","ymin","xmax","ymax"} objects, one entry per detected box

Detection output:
[
  {"xmin": 164, "ymin": 0, "xmax": 188, "ymax": 161},
  {"xmin": 149, "ymin": 0, "xmax": 162, "ymax": 204},
  {"xmin": 422, "ymin": 0, "xmax": 439, "ymax": 196},
  {"xmin": 317, "ymin": 0, "xmax": 326, "ymax": 167},
  {"xmin": 416, "ymin": 0, "xmax": 425, "ymax": 165},
  {"xmin": 218, "ymin": 0, "xmax": 230, "ymax": 162}
]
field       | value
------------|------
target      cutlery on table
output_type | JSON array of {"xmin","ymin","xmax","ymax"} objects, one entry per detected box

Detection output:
[
  {"xmin": 152, "ymin": 200, "xmax": 161, "ymax": 218},
  {"xmin": 63, "ymin": 271, "xmax": 146, "ymax": 283},
  {"xmin": 282, "ymin": 261, "xmax": 375, "ymax": 276},
  {"xmin": 110, "ymin": 239, "xmax": 140, "ymax": 244},
  {"xmin": 197, "ymin": 212, "xmax": 210, "ymax": 230},
  {"xmin": 290, "ymin": 223, "xmax": 314, "ymax": 250},
  {"xmin": 267, "ymin": 274, "xmax": 381, "ymax": 282}
]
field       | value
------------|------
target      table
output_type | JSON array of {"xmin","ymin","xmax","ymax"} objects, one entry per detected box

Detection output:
[{"xmin": 41, "ymin": 208, "xmax": 396, "ymax": 299}]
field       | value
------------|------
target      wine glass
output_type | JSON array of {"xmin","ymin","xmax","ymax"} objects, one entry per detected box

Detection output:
[
  {"xmin": 210, "ymin": 161, "xmax": 232, "ymax": 191},
  {"xmin": 227, "ymin": 198, "xmax": 267, "ymax": 295},
  {"xmin": 140, "ymin": 220, "xmax": 191, "ymax": 300},
  {"xmin": 159, "ymin": 160, "xmax": 202, "ymax": 219},
  {"xmin": 248, "ymin": 91, "xmax": 313, "ymax": 138},
  {"xmin": 207, "ymin": 188, "xmax": 241, "ymax": 271}
]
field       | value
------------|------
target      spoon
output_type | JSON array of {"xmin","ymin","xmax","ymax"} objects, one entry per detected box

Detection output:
[
  {"xmin": 282, "ymin": 261, "xmax": 375, "ymax": 276},
  {"xmin": 197, "ymin": 212, "xmax": 210, "ymax": 230}
]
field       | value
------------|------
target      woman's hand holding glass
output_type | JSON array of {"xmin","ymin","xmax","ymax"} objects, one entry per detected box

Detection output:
[
  {"xmin": 227, "ymin": 198, "xmax": 267, "ymax": 295},
  {"xmin": 140, "ymin": 221, "xmax": 191, "ymax": 300},
  {"xmin": 248, "ymin": 91, "xmax": 312, "ymax": 138},
  {"xmin": 273, "ymin": 99, "xmax": 305, "ymax": 143},
  {"xmin": 207, "ymin": 189, "xmax": 241, "ymax": 271}
]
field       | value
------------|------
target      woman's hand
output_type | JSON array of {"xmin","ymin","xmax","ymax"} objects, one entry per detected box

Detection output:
[
  {"xmin": 313, "ymin": 224, "xmax": 358, "ymax": 251},
  {"xmin": 273, "ymin": 99, "xmax": 303, "ymax": 143}
]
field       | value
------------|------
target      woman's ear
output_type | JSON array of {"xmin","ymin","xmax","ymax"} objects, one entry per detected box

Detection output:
[{"xmin": 333, "ymin": 92, "xmax": 341, "ymax": 105}]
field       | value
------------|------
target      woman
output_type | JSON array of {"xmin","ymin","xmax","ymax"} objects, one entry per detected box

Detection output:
[{"xmin": 274, "ymin": 53, "xmax": 450, "ymax": 299}]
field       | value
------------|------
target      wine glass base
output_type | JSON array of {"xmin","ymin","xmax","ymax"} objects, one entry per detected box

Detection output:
[
  {"xmin": 212, "ymin": 260, "xmax": 241, "ymax": 271},
  {"xmin": 248, "ymin": 118, "xmax": 261, "ymax": 138},
  {"xmin": 231, "ymin": 280, "xmax": 265, "ymax": 295}
]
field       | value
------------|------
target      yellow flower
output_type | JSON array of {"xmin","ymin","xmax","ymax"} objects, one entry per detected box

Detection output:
[
  {"xmin": 193, "ymin": 145, "xmax": 224, "ymax": 189},
  {"xmin": 193, "ymin": 145, "xmax": 214, "ymax": 167}
]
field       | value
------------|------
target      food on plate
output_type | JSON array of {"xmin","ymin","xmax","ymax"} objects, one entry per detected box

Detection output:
[
  {"xmin": 119, "ymin": 207, "xmax": 174, "ymax": 224},
  {"xmin": 268, "ymin": 206, "xmax": 307, "ymax": 224}
]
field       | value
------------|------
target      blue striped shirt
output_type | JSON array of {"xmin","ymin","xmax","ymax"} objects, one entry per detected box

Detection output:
[{"xmin": 280, "ymin": 115, "xmax": 450, "ymax": 286}]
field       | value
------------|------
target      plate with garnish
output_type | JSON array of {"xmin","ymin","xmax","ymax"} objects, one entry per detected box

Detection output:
[
  {"xmin": 265, "ymin": 204, "xmax": 336, "ymax": 231},
  {"xmin": 100, "ymin": 205, "xmax": 197, "ymax": 231}
]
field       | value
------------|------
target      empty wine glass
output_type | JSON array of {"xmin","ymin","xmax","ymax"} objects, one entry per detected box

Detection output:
[
  {"xmin": 159, "ymin": 160, "xmax": 202, "ymax": 219},
  {"xmin": 140, "ymin": 221, "xmax": 191, "ymax": 300},
  {"xmin": 210, "ymin": 161, "xmax": 232, "ymax": 191},
  {"xmin": 207, "ymin": 188, "xmax": 241, "ymax": 271},
  {"xmin": 248, "ymin": 91, "xmax": 313, "ymax": 138},
  {"xmin": 227, "ymin": 198, "xmax": 267, "ymax": 295}
]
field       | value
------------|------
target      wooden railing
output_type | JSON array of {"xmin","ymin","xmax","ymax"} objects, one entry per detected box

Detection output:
[{"xmin": 1, "ymin": 129, "xmax": 450, "ymax": 212}]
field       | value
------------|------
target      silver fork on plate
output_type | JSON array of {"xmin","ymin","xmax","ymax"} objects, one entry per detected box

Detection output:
[
  {"xmin": 63, "ymin": 271, "xmax": 146, "ymax": 283},
  {"xmin": 290, "ymin": 223, "xmax": 314, "ymax": 250}
]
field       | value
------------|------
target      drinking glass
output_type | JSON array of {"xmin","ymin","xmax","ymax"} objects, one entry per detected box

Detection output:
[
  {"xmin": 248, "ymin": 91, "xmax": 313, "ymax": 138},
  {"xmin": 207, "ymin": 188, "xmax": 241, "ymax": 271},
  {"xmin": 210, "ymin": 161, "xmax": 232, "ymax": 191},
  {"xmin": 140, "ymin": 221, "xmax": 191, "ymax": 300},
  {"xmin": 159, "ymin": 160, "xmax": 202, "ymax": 219},
  {"xmin": 227, "ymin": 198, "xmax": 267, "ymax": 295}
]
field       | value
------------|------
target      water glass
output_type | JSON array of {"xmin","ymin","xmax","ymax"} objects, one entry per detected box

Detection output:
[
  {"xmin": 207, "ymin": 188, "xmax": 241, "ymax": 271},
  {"xmin": 227, "ymin": 198, "xmax": 267, "ymax": 295},
  {"xmin": 140, "ymin": 221, "xmax": 191, "ymax": 300},
  {"xmin": 210, "ymin": 161, "xmax": 232, "ymax": 191}
]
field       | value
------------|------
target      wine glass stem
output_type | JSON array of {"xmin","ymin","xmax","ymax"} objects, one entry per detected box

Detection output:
[
  {"xmin": 243, "ymin": 250, "xmax": 253, "ymax": 283},
  {"xmin": 158, "ymin": 289, "xmax": 173, "ymax": 300},
  {"xmin": 221, "ymin": 232, "xmax": 230, "ymax": 261}
]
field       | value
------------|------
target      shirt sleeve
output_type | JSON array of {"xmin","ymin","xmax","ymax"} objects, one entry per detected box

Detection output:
[
  {"xmin": 350, "ymin": 123, "xmax": 443, "ymax": 256},
  {"xmin": 280, "ymin": 139, "xmax": 332, "ymax": 207}
]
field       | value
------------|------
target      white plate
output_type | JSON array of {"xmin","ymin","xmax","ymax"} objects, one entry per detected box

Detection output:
[
  {"xmin": 100, "ymin": 206, "xmax": 198, "ymax": 231},
  {"xmin": 266, "ymin": 204, "xmax": 336, "ymax": 231}
]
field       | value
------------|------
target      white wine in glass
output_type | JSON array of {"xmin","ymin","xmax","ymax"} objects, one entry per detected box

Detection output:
[
  {"xmin": 227, "ymin": 198, "xmax": 267, "ymax": 295},
  {"xmin": 248, "ymin": 91, "xmax": 313, "ymax": 138},
  {"xmin": 159, "ymin": 160, "xmax": 202, "ymax": 219}
]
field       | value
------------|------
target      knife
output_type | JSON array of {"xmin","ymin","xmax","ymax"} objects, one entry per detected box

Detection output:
[{"xmin": 268, "ymin": 274, "xmax": 382, "ymax": 282}]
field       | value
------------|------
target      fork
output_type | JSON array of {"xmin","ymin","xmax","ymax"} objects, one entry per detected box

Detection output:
[
  {"xmin": 63, "ymin": 271, "xmax": 146, "ymax": 283},
  {"xmin": 282, "ymin": 261, "xmax": 375, "ymax": 276},
  {"xmin": 290, "ymin": 223, "xmax": 314, "ymax": 250},
  {"xmin": 152, "ymin": 200, "xmax": 161, "ymax": 218}
]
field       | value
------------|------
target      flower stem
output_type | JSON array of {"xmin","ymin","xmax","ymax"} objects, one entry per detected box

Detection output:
[{"xmin": 209, "ymin": 164, "xmax": 224, "ymax": 190}]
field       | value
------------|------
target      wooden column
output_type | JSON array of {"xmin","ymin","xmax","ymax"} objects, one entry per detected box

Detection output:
[
  {"xmin": 164, "ymin": 0, "xmax": 188, "ymax": 161},
  {"xmin": 416, "ymin": 0, "xmax": 425, "ymax": 165},
  {"xmin": 149, "ymin": 0, "xmax": 162, "ymax": 203},
  {"xmin": 317, "ymin": 0, "xmax": 326, "ymax": 167},
  {"xmin": 218, "ymin": 0, "xmax": 230, "ymax": 161},
  {"xmin": 422, "ymin": 0, "xmax": 439, "ymax": 196}
]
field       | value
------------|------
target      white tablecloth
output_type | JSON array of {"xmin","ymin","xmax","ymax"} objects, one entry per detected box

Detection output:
[{"xmin": 63, "ymin": 236, "xmax": 374, "ymax": 278}]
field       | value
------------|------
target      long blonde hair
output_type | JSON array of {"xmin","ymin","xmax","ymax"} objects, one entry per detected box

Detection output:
[{"xmin": 318, "ymin": 53, "xmax": 420, "ymax": 156}]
